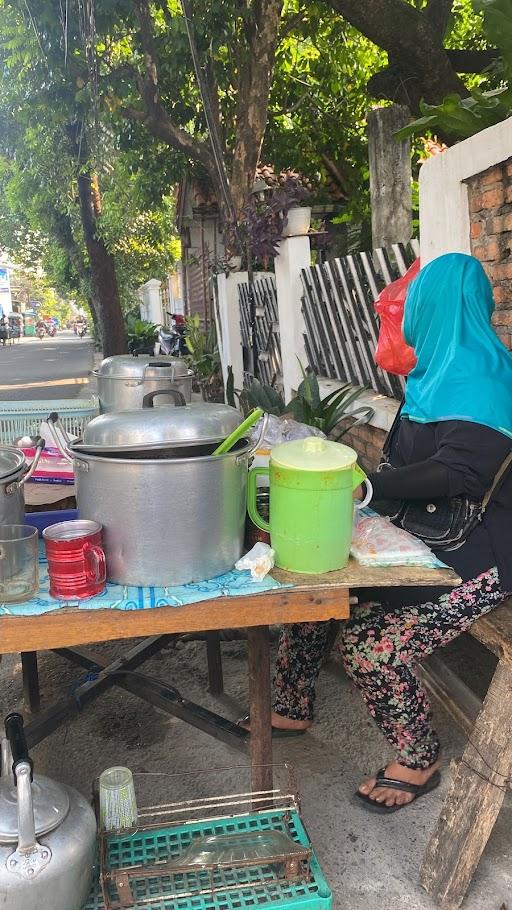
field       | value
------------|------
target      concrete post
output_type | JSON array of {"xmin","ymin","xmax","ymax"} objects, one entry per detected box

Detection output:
[
  {"xmin": 137, "ymin": 286, "xmax": 148, "ymax": 322},
  {"xmin": 368, "ymin": 105, "xmax": 413, "ymax": 248},
  {"xmin": 274, "ymin": 235, "xmax": 311, "ymax": 401},
  {"xmin": 139, "ymin": 278, "xmax": 163, "ymax": 325},
  {"xmin": 214, "ymin": 271, "xmax": 246, "ymax": 394}
]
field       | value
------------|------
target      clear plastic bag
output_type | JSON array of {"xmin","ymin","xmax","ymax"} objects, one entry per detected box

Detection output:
[
  {"xmin": 249, "ymin": 414, "xmax": 325, "ymax": 448},
  {"xmin": 351, "ymin": 514, "xmax": 443, "ymax": 568}
]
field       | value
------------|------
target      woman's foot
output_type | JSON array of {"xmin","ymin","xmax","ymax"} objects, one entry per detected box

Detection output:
[
  {"xmin": 358, "ymin": 758, "xmax": 441, "ymax": 808},
  {"xmin": 240, "ymin": 710, "xmax": 312, "ymax": 732}
]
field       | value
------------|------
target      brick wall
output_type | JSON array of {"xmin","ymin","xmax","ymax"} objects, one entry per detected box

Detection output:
[
  {"xmin": 468, "ymin": 158, "xmax": 512, "ymax": 349},
  {"xmin": 337, "ymin": 422, "xmax": 387, "ymax": 474}
]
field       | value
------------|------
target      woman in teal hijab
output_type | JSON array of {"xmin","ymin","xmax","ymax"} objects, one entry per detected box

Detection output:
[
  {"xmin": 252, "ymin": 252, "xmax": 512, "ymax": 817},
  {"xmin": 402, "ymin": 252, "xmax": 512, "ymax": 439}
]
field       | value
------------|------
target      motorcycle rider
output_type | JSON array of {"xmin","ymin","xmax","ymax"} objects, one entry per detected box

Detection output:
[{"xmin": 0, "ymin": 316, "xmax": 8, "ymax": 346}]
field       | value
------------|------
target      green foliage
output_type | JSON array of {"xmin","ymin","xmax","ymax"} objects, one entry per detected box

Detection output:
[
  {"xmin": 184, "ymin": 315, "xmax": 222, "ymax": 401},
  {"xmin": 242, "ymin": 370, "xmax": 374, "ymax": 438},
  {"xmin": 0, "ymin": 0, "xmax": 180, "ymax": 326},
  {"xmin": 126, "ymin": 318, "xmax": 159, "ymax": 346},
  {"xmin": 397, "ymin": 0, "xmax": 512, "ymax": 140}
]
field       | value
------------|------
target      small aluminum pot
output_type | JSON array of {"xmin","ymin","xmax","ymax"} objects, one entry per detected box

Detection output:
[
  {"xmin": 93, "ymin": 355, "xmax": 194, "ymax": 412},
  {"xmin": 0, "ymin": 441, "xmax": 44, "ymax": 526}
]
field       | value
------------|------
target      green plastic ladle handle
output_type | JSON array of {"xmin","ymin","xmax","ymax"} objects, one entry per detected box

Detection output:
[
  {"xmin": 247, "ymin": 467, "xmax": 270, "ymax": 533},
  {"xmin": 212, "ymin": 408, "xmax": 264, "ymax": 457}
]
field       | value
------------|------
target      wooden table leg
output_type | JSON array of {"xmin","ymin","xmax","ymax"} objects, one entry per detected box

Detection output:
[
  {"xmin": 247, "ymin": 626, "xmax": 273, "ymax": 793},
  {"xmin": 21, "ymin": 652, "xmax": 40, "ymax": 713},
  {"xmin": 420, "ymin": 660, "xmax": 512, "ymax": 909},
  {"xmin": 206, "ymin": 632, "xmax": 224, "ymax": 695}
]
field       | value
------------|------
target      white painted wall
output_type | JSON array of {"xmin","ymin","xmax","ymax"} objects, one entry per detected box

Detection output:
[{"xmin": 420, "ymin": 117, "xmax": 512, "ymax": 264}]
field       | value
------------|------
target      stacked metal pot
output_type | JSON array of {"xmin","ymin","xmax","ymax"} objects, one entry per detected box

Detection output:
[
  {"xmin": 0, "ymin": 441, "xmax": 44, "ymax": 527},
  {"xmin": 93, "ymin": 354, "xmax": 194, "ymax": 412},
  {"xmin": 52, "ymin": 394, "xmax": 258, "ymax": 587}
]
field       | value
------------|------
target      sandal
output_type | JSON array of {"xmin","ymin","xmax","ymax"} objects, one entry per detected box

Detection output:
[
  {"xmin": 237, "ymin": 714, "xmax": 309, "ymax": 739},
  {"xmin": 355, "ymin": 767, "xmax": 441, "ymax": 814}
]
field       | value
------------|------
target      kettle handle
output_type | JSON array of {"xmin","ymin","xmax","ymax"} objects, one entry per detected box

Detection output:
[
  {"xmin": 5, "ymin": 713, "xmax": 32, "ymax": 783},
  {"xmin": 4, "ymin": 714, "xmax": 51, "ymax": 873},
  {"xmin": 247, "ymin": 468, "xmax": 270, "ymax": 533}
]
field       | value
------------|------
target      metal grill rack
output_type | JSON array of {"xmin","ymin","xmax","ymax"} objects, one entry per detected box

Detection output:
[{"xmin": 91, "ymin": 765, "xmax": 331, "ymax": 910}]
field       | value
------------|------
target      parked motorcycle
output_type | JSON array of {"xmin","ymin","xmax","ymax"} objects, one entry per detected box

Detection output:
[{"xmin": 158, "ymin": 313, "xmax": 188, "ymax": 357}]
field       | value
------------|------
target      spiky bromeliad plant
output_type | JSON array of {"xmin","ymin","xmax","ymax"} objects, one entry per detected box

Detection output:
[{"xmin": 240, "ymin": 365, "xmax": 374, "ymax": 439}]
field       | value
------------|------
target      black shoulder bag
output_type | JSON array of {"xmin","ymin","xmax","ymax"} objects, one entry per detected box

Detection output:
[{"xmin": 379, "ymin": 402, "xmax": 512, "ymax": 552}]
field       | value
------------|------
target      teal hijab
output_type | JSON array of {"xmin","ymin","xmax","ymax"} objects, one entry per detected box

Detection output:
[{"xmin": 402, "ymin": 253, "xmax": 512, "ymax": 440}]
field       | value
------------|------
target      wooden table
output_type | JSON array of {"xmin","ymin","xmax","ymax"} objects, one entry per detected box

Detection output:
[{"xmin": 0, "ymin": 560, "xmax": 458, "ymax": 794}]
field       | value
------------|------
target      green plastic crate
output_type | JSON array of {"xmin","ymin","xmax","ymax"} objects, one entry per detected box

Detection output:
[
  {"xmin": 83, "ymin": 809, "xmax": 331, "ymax": 910},
  {"xmin": 0, "ymin": 397, "xmax": 98, "ymax": 444}
]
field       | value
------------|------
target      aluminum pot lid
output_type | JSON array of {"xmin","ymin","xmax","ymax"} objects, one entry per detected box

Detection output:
[
  {"xmin": 74, "ymin": 403, "xmax": 243, "ymax": 452},
  {"xmin": 0, "ymin": 773, "xmax": 70, "ymax": 842},
  {"xmin": 0, "ymin": 447, "xmax": 26, "ymax": 483},
  {"xmin": 95, "ymin": 354, "xmax": 190, "ymax": 380}
]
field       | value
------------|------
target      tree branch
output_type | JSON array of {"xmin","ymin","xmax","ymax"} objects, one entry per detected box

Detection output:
[
  {"xmin": 425, "ymin": 0, "xmax": 454, "ymax": 36},
  {"xmin": 325, "ymin": 0, "xmax": 468, "ymax": 110},
  {"xmin": 130, "ymin": 0, "xmax": 214, "ymax": 171},
  {"xmin": 447, "ymin": 48, "xmax": 501, "ymax": 73},
  {"xmin": 325, "ymin": 0, "xmax": 422, "ymax": 55}
]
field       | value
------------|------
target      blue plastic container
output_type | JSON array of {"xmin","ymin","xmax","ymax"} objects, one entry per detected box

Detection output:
[{"xmin": 25, "ymin": 509, "xmax": 78, "ymax": 537}]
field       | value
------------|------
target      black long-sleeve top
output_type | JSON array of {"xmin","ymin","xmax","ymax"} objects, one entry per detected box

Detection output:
[{"xmin": 368, "ymin": 419, "xmax": 512, "ymax": 590}]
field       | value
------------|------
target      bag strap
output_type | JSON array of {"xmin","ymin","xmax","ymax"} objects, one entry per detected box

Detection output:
[
  {"xmin": 382, "ymin": 394, "xmax": 406, "ymax": 459},
  {"xmin": 482, "ymin": 450, "xmax": 512, "ymax": 511}
]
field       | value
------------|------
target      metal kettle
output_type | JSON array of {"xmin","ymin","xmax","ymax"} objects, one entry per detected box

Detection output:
[{"xmin": 0, "ymin": 713, "xmax": 97, "ymax": 910}]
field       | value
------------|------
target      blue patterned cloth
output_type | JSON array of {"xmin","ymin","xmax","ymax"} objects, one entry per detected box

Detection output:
[{"xmin": 0, "ymin": 544, "xmax": 285, "ymax": 617}]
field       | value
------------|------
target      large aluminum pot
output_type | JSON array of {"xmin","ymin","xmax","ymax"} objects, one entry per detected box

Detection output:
[
  {"xmin": 93, "ymin": 354, "xmax": 194, "ymax": 412},
  {"xmin": 0, "ymin": 441, "xmax": 44, "ymax": 526},
  {"xmin": 73, "ymin": 442, "xmax": 252, "ymax": 586},
  {"xmin": 0, "ymin": 714, "xmax": 96, "ymax": 910}
]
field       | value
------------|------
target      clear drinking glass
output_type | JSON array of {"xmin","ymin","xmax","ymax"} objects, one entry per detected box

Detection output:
[
  {"xmin": 0, "ymin": 525, "xmax": 39, "ymax": 603},
  {"xmin": 99, "ymin": 766, "xmax": 138, "ymax": 832}
]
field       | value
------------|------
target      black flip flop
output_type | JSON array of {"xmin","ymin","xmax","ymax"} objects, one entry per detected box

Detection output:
[
  {"xmin": 237, "ymin": 714, "xmax": 309, "ymax": 739},
  {"xmin": 355, "ymin": 767, "xmax": 441, "ymax": 814}
]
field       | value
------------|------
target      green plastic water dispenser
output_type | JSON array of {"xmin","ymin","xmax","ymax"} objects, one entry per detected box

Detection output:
[{"xmin": 247, "ymin": 436, "xmax": 371, "ymax": 574}]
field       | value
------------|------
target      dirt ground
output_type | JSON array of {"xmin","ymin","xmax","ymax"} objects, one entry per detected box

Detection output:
[{"xmin": 0, "ymin": 633, "xmax": 510, "ymax": 909}]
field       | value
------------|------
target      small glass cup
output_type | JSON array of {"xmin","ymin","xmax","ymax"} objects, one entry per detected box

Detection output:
[
  {"xmin": 0, "ymin": 525, "xmax": 39, "ymax": 603},
  {"xmin": 99, "ymin": 766, "xmax": 138, "ymax": 832}
]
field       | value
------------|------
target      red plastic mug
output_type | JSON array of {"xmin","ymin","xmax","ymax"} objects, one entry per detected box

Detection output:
[{"xmin": 43, "ymin": 520, "xmax": 107, "ymax": 599}]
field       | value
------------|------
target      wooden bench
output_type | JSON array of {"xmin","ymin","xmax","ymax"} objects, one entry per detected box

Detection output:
[{"xmin": 420, "ymin": 595, "xmax": 512, "ymax": 909}]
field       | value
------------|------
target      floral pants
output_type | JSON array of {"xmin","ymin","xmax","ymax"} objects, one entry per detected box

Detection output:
[{"xmin": 273, "ymin": 567, "xmax": 507, "ymax": 770}]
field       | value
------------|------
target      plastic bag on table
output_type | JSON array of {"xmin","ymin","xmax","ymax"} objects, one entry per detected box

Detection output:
[
  {"xmin": 235, "ymin": 542, "xmax": 275, "ymax": 580},
  {"xmin": 374, "ymin": 258, "xmax": 419, "ymax": 376},
  {"xmin": 249, "ymin": 414, "xmax": 325, "ymax": 448},
  {"xmin": 351, "ymin": 514, "xmax": 443, "ymax": 568}
]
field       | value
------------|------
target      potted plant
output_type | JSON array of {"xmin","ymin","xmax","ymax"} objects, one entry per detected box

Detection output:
[
  {"xmin": 277, "ymin": 178, "xmax": 312, "ymax": 237},
  {"xmin": 126, "ymin": 318, "xmax": 159, "ymax": 356},
  {"xmin": 238, "ymin": 364, "xmax": 374, "ymax": 439},
  {"xmin": 183, "ymin": 314, "xmax": 223, "ymax": 401},
  {"xmin": 224, "ymin": 177, "xmax": 314, "ymax": 269}
]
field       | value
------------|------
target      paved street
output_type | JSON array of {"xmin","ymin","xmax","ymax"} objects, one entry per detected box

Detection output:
[{"xmin": 0, "ymin": 330, "xmax": 94, "ymax": 400}]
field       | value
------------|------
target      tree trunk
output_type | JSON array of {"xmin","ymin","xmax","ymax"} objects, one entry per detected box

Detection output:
[
  {"xmin": 77, "ymin": 172, "xmax": 127, "ymax": 357},
  {"xmin": 230, "ymin": 0, "xmax": 285, "ymax": 213},
  {"xmin": 327, "ymin": 0, "xmax": 469, "ymax": 113}
]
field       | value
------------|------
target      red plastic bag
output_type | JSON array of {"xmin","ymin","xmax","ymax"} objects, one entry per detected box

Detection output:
[{"xmin": 374, "ymin": 258, "xmax": 419, "ymax": 376}]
